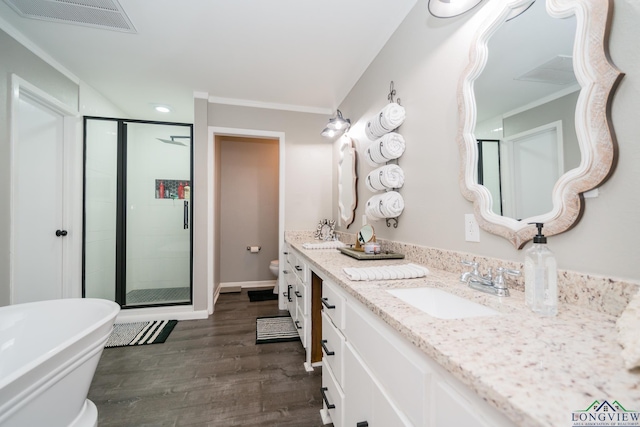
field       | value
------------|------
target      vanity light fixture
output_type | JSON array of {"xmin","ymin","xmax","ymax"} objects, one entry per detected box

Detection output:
[
  {"xmin": 322, "ymin": 109, "xmax": 351, "ymax": 138},
  {"xmin": 428, "ymin": 0, "xmax": 484, "ymax": 18}
]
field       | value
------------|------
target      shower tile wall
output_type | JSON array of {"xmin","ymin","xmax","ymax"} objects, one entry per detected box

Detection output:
[
  {"xmin": 84, "ymin": 120, "xmax": 118, "ymax": 300},
  {"xmin": 126, "ymin": 123, "xmax": 191, "ymax": 293}
]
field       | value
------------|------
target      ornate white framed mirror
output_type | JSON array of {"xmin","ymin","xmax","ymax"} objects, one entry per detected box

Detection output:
[
  {"xmin": 457, "ymin": 0, "xmax": 623, "ymax": 248},
  {"xmin": 338, "ymin": 136, "xmax": 358, "ymax": 228}
]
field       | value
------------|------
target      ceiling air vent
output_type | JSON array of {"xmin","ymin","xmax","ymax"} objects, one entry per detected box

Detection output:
[
  {"xmin": 3, "ymin": 0, "xmax": 137, "ymax": 33},
  {"xmin": 515, "ymin": 55, "xmax": 576, "ymax": 85}
]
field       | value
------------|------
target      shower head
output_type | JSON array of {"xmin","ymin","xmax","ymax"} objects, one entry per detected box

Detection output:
[{"xmin": 156, "ymin": 136, "xmax": 190, "ymax": 146}]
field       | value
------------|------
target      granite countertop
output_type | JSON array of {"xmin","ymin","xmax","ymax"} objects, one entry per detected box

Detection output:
[{"xmin": 285, "ymin": 237, "xmax": 640, "ymax": 427}]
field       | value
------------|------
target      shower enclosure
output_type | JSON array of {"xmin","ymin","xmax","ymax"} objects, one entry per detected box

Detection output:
[{"xmin": 83, "ymin": 118, "xmax": 193, "ymax": 307}]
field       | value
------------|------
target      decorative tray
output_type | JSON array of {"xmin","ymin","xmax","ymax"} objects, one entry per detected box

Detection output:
[{"xmin": 338, "ymin": 247, "xmax": 405, "ymax": 261}]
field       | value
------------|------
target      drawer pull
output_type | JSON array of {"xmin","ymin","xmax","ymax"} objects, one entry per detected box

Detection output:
[
  {"xmin": 283, "ymin": 270, "xmax": 290, "ymax": 275},
  {"xmin": 357, "ymin": 423, "xmax": 369, "ymax": 427},
  {"xmin": 287, "ymin": 285, "xmax": 292, "ymax": 302},
  {"xmin": 295, "ymin": 320, "xmax": 302, "ymax": 330},
  {"xmin": 295, "ymin": 265, "xmax": 303, "ymax": 271},
  {"xmin": 320, "ymin": 387, "xmax": 336, "ymax": 410},
  {"xmin": 283, "ymin": 251, "xmax": 289, "ymax": 254},
  {"xmin": 321, "ymin": 297, "xmax": 336, "ymax": 309},
  {"xmin": 321, "ymin": 339, "xmax": 335, "ymax": 356},
  {"xmin": 295, "ymin": 291, "xmax": 302, "ymax": 298}
]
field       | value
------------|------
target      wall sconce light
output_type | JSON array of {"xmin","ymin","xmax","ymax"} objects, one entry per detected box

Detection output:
[
  {"xmin": 321, "ymin": 109, "xmax": 351, "ymax": 138},
  {"xmin": 428, "ymin": 0, "xmax": 484, "ymax": 18}
]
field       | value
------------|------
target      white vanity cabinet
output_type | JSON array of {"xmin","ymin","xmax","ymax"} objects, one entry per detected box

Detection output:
[
  {"xmin": 283, "ymin": 246, "xmax": 318, "ymax": 370},
  {"xmin": 320, "ymin": 277, "xmax": 515, "ymax": 427}
]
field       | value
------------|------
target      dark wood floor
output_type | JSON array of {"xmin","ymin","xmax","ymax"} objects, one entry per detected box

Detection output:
[{"xmin": 88, "ymin": 290, "xmax": 326, "ymax": 426}]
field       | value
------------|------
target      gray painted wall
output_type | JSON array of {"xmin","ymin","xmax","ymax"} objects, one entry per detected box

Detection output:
[
  {"xmin": 219, "ymin": 137, "xmax": 279, "ymax": 283},
  {"xmin": 504, "ymin": 91, "xmax": 580, "ymax": 171},
  {"xmin": 335, "ymin": 0, "xmax": 640, "ymax": 282},
  {"xmin": 208, "ymin": 103, "xmax": 333, "ymax": 230},
  {"xmin": 0, "ymin": 29, "xmax": 80, "ymax": 306}
]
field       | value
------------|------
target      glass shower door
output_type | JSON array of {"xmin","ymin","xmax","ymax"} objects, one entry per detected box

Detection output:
[
  {"xmin": 83, "ymin": 118, "xmax": 192, "ymax": 307},
  {"xmin": 124, "ymin": 122, "xmax": 192, "ymax": 306}
]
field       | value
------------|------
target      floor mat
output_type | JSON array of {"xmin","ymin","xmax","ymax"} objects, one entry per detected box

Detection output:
[
  {"xmin": 256, "ymin": 315, "xmax": 299, "ymax": 344},
  {"xmin": 105, "ymin": 320, "xmax": 178, "ymax": 348},
  {"xmin": 248, "ymin": 289, "xmax": 279, "ymax": 302}
]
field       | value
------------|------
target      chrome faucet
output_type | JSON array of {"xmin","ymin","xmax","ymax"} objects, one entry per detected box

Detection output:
[{"xmin": 460, "ymin": 261, "xmax": 519, "ymax": 297}]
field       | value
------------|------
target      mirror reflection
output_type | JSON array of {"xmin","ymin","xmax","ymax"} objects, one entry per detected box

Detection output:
[
  {"xmin": 338, "ymin": 136, "xmax": 357, "ymax": 228},
  {"xmin": 357, "ymin": 224, "xmax": 375, "ymax": 248},
  {"xmin": 474, "ymin": 0, "xmax": 577, "ymax": 220},
  {"xmin": 458, "ymin": 0, "xmax": 622, "ymax": 248}
]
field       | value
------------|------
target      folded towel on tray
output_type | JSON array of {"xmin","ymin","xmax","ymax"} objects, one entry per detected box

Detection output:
[
  {"xmin": 617, "ymin": 290, "xmax": 640, "ymax": 370},
  {"xmin": 343, "ymin": 263, "xmax": 429, "ymax": 281},
  {"xmin": 366, "ymin": 164, "xmax": 405, "ymax": 192},
  {"xmin": 364, "ymin": 132, "xmax": 406, "ymax": 167},
  {"xmin": 302, "ymin": 241, "xmax": 346, "ymax": 250},
  {"xmin": 365, "ymin": 103, "xmax": 406, "ymax": 141},
  {"xmin": 365, "ymin": 191, "xmax": 405, "ymax": 220}
]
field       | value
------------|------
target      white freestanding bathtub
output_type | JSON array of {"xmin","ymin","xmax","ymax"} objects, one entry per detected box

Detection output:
[{"xmin": 0, "ymin": 298, "xmax": 120, "ymax": 427}]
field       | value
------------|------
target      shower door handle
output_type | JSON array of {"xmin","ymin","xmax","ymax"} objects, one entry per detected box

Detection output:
[{"xmin": 183, "ymin": 201, "xmax": 189, "ymax": 229}]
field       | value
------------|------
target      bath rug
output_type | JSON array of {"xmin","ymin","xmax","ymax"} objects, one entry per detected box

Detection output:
[
  {"xmin": 105, "ymin": 320, "xmax": 178, "ymax": 348},
  {"xmin": 248, "ymin": 289, "xmax": 279, "ymax": 302},
  {"xmin": 256, "ymin": 315, "xmax": 299, "ymax": 344}
]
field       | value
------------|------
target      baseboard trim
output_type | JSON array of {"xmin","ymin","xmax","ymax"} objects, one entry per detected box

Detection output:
[
  {"xmin": 219, "ymin": 280, "xmax": 276, "ymax": 291},
  {"xmin": 116, "ymin": 306, "xmax": 209, "ymax": 323}
]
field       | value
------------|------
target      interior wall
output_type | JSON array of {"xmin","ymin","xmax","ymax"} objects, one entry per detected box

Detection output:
[
  {"xmin": 0, "ymin": 29, "xmax": 80, "ymax": 307},
  {"xmin": 208, "ymin": 104, "xmax": 333, "ymax": 230},
  {"xmin": 335, "ymin": 0, "xmax": 640, "ymax": 282},
  {"xmin": 218, "ymin": 136, "xmax": 279, "ymax": 283},
  {"xmin": 504, "ymin": 91, "xmax": 580, "ymax": 171}
]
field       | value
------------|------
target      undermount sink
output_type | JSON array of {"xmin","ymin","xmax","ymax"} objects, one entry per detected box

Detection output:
[{"xmin": 387, "ymin": 287, "xmax": 500, "ymax": 319}]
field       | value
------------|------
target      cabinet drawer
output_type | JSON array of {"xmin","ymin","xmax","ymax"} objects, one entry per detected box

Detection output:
[
  {"xmin": 322, "ymin": 280, "xmax": 346, "ymax": 329},
  {"xmin": 322, "ymin": 360, "xmax": 345, "ymax": 427},
  {"xmin": 373, "ymin": 384, "xmax": 412, "ymax": 427},
  {"xmin": 294, "ymin": 305, "xmax": 307, "ymax": 348},
  {"xmin": 286, "ymin": 250, "xmax": 308, "ymax": 283},
  {"xmin": 294, "ymin": 277, "xmax": 308, "ymax": 316},
  {"xmin": 346, "ymin": 300, "xmax": 429, "ymax": 427},
  {"xmin": 344, "ymin": 343, "xmax": 373, "ymax": 427},
  {"xmin": 322, "ymin": 312, "xmax": 345, "ymax": 386}
]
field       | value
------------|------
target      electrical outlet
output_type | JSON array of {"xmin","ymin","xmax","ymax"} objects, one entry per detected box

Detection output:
[
  {"xmin": 465, "ymin": 214, "xmax": 480, "ymax": 242},
  {"xmin": 362, "ymin": 214, "xmax": 368, "ymax": 227}
]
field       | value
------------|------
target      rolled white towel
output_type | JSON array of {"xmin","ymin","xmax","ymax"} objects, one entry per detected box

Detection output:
[
  {"xmin": 366, "ymin": 164, "xmax": 405, "ymax": 192},
  {"xmin": 379, "ymin": 132, "xmax": 405, "ymax": 159},
  {"xmin": 365, "ymin": 191, "xmax": 404, "ymax": 220},
  {"xmin": 381, "ymin": 102, "xmax": 406, "ymax": 130},
  {"xmin": 365, "ymin": 103, "xmax": 406, "ymax": 140},
  {"xmin": 364, "ymin": 133, "xmax": 406, "ymax": 166}
]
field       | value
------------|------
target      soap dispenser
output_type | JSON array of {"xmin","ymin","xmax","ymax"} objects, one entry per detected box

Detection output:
[{"xmin": 524, "ymin": 223, "xmax": 557, "ymax": 316}]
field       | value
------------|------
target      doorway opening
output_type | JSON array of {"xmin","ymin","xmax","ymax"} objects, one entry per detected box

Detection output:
[{"xmin": 208, "ymin": 127, "xmax": 285, "ymax": 312}]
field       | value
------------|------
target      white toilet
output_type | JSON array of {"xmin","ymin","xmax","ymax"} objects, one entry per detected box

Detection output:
[
  {"xmin": 269, "ymin": 260, "xmax": 279, "ymax": 278},
  {"xmin": 269, "ymin": 260, "xmax": 279, "ymax": 294}
]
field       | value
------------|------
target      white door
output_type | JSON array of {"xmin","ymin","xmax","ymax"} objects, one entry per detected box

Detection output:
[
  {"xmin": 501, "ymin": 121, "xmax": 564, "ymax": 220},
  {"xmin": 10, "ymin": 76, "xmax": 81, "ymax": 304}
]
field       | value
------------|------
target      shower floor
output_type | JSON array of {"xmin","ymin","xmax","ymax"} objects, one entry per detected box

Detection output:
[{"xmin": 126, "ymin": 287, "xmax": 190, "ymax": 305}]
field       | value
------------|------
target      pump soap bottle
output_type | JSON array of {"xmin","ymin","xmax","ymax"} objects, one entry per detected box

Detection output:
[{"xmin": 524, "ymin": 223, "xmax": 557, "ymax": 316}]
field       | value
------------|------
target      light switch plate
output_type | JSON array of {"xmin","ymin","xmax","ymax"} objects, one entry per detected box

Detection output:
[{"xmin": 465, "ymin": 214, "xmax": 480, "ymax": 242}]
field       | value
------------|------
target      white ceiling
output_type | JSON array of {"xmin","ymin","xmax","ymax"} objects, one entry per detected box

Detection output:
[{"xmin": 0, "ymin": 0, "xmax": 417, "ymax": 122}]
